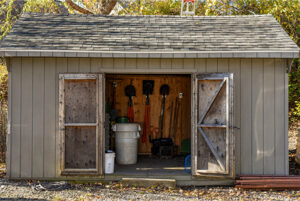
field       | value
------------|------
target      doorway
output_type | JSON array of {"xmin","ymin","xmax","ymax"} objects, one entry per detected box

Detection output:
[
  {"xmin": 105, "ymin": 74, "xmax": 191, "ymax": 176},
  {"xmin": 58, "ymin": 73, "xmax": 234, "ymax": 178}
]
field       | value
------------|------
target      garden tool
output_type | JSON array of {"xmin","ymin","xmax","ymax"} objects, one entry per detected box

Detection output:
[
  {"xmin": 125, "ymin": 84, "xmax": 136, "ymax": 123},
  {"xmin": 168, "ymin": 101, "xmax": 174, "ymax": 139},
  {"xmin": 142, "ymin": 80, "xmax": 154, "ymax": 143},
  {"xmin": 158, "ymin": 84, "xmax": 170, "ymax": 139}
]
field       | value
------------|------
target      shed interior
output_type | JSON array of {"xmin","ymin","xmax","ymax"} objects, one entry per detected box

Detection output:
[{"xmin": 105, "ymin": 74, "xmax": 191, "ymax": 175}]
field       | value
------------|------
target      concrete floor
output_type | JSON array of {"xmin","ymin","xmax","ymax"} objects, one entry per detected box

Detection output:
[{"xmin": 114, "ymin": 155, "xmax": 190, "ymax": 176}]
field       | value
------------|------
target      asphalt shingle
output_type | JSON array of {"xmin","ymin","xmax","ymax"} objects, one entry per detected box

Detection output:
[{"xmin": 0, "ymin": 12, "xmax": 298, "ymax": 58}]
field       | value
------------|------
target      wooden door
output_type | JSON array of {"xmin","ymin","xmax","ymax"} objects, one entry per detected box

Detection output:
[
  {"xmin": 59, "ymin": 74, "xmax": 104, "ymax": 175},
  {"xmin": 192, "ymin": 73, "xmax": 234, "ymax": 177}
]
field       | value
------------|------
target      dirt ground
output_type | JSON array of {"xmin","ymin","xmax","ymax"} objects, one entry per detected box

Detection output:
[
  {"xmin": 0, "ymin": 128, "xmax": 299, "ymax": 200},
  {"xmin": 1, "ymin": 178, "xmax": 300, "ymax": 201}
]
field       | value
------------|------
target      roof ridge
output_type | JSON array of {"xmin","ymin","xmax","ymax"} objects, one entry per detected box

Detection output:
[{"xmin": 21, "ymin": 11, "xmax": 273, "ymax": 18}]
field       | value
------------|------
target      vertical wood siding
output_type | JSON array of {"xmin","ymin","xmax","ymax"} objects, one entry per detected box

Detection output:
[
  {"xmin": 251, "ymin": 59, "xmax": 264, "ymax": 175},
  {"xmin": 263, "ymin": 59, "xmax": 275, "ymax": 175},
  {"xmin": 32, "ymin": 58, "xmax": 44, "ymax": 177},
  {"xmin": 240, "ymin": 59, "xmax": 252, "ymax": 174},
  {"xmin": 20, "ymin": 58, "xmax": 33, "ymax": 178},
  {"xmin": 10, "ymin": 58, "xmax": 21, "ymax": 177},
  {"xmin": 6, "ymin": 59, "xmax": 12, "ymax": 178},
  {"xmin": 7, "ymin": 57, "xmax": 289, "ymax": 178},
  {"xmin": 44, "ymin": 58, "xmax": 56, "ymax": 177},
  {"xmin": 274, "ymin": 59, "xmax": 285, "ymax": 174}
]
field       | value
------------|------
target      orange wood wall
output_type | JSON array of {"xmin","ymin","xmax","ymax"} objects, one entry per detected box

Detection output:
[{"xmin": 106, "ymin": 74, "xmax": 191, "ymax": 154}]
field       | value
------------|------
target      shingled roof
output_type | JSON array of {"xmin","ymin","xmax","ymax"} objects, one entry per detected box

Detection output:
[{"xmin": 0, "ymin": 12, "xmax": 298, "ymax": 58}]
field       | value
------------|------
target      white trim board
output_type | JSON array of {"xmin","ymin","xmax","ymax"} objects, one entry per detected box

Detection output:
[{"xmin": 0, "ymin": 50, "xmax": 298, "ymax": 58}]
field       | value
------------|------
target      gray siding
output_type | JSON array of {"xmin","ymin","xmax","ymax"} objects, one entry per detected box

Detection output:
[
  {"xmin": 44, "ymin": 58, "xmax": 56, "ymax": 178},
  {"xmin": 6, "ymin": 57, "xmax": 289, "ymax": 178}
]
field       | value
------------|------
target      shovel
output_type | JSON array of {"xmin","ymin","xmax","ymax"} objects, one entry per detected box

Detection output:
[
  {"xmin": 142, "ymin": 80, "xmax": 154, "ymax": 143},
  {"xmin": 125, "ymin": 84, "xmax": 136, "ymax": 123},
  {"xmin": 158, "ymin": 84, "xmax": 170, "ymax": 139}
]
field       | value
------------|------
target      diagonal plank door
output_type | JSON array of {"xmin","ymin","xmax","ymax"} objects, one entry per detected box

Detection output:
[{"xmin": 192, "ymin": 73, "xmax": 234, "ymax": 177}]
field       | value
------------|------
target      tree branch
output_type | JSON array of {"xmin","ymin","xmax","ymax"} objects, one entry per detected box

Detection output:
[
  {"xmin": 99, "ymin": 0, "xmax": 117, "ymax": 15},
  {"xmin": 65, "ymin": 0, "xmax": 94, "ymax": 14}
]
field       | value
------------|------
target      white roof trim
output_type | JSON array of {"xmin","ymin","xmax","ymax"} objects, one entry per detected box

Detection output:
[{"xmin": 0, "ymin": 50, "xmax": 298, "ymax": 58}]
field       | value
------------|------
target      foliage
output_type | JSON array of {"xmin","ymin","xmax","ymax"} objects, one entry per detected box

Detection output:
[
  {"xmin": 120, "ymin": 0, "xmax": 181, "ymax": 15},
  {"xmin": 0, "ymin": 64, "xmax": 7, "ymax": 105},
  {"xmin": 0, "ymin": 63, "xmax": 7, "ymax": 163},
  {"xmin": 289, "ymin": 60, "xmax": 300, "ymax": 124},
  {"xmin": 0, "ymin": 1, "xmax": 16, "ymax": 40},
  {"xmin": 0, "ymin": 0, "xmax": 59, "ymax": 40},
  {"xmin": 23, "ymin": 0, "xmax": 58, "ymax": 13}
]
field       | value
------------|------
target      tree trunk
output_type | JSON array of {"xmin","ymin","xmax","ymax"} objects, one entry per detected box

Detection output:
[
  {"xmin": 99, "ymin": 0, "xmax": 117, "ymax": 15},
  {"xmin": 66, "ymin": 0, "xmax": 117, "ymax": 15},
  {"xmin": 66, "ymin": 0, "xmax": 93, "ymax": 14}
]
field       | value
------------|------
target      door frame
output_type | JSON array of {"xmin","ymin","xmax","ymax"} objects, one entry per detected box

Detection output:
[
  {"xmin": 191, "ymin": 73, "xmax": 235, "ymax": 178},
  {"xmin": 58, "ymin": 73, "xmax": 105, "ymax": 175}
]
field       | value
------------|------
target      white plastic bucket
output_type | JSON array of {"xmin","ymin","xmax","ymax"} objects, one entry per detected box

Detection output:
[
  {"xmin": 112, "ymin": 123, "xmax": 141, "ymax": 165},
  {"xmin": 105, "ymin": 151, "xmax": 115, "ymax": 174}
]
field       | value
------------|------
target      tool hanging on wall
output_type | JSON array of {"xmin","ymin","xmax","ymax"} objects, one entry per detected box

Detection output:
[
  {"xmin": 112, "ymin": 81, "xmax": 117, "ymax": 109},
  {"xmin": 171, "ymin": 93, "xmax": 184, "ymax": 145},
  {"xmin": 168, "ymin": 101, "xmax": 174, "ymax": 139},
  {"xmin": 151, "ymin": 84, "xmax": 174, "ymax": 158},
  {"xmin": 125, "ymin": 84, "xmax": 136, "ymax": 123},
  {"xmin": 142, "ymin": 80, "xmax": 154, "ymax": 143},
  {"xmin": 158, "ymin": 84, "xmax": 170, "ymax": 139}
]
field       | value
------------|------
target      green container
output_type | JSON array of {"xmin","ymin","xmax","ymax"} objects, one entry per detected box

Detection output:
[
  {"xmin": 180, "ymin": 138, "xmax": 191, "ymax": 154},
  {"xmin": 116, "ymin": 116, "xmax": 130, "ymax": 123}
]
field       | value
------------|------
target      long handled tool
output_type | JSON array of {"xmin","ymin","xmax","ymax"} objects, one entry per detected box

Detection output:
[
  {"xmin": 168, "ymin": 101, "xmax": 174, "ymax": 139},
  {"xmin": 142, "ymin": 80, "xmax": 154, "ymax": 143},
  {"xmin": 125, "ymin": 84, "xmax": 136, "ymax": 123},
  {"xmin": 158, "ymin": 84, "xmax": 170, "ymax": 139},
  {"xmin": 170, "ymin": 97, "xmax": 178, "ymax": 141},
  {"xmin": 171, "ymin": 93, "xmax": 183, "ymax": 145},
  {"xmin": 112, "ymin": 81, "xmax": 117, "ymax": 109},
  {"xmin": 151, "ymin": 84, "xmax": 174, "ymax": 158}
]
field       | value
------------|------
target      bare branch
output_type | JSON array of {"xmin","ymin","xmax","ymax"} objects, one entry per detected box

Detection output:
[
  {"xmin": 65, "ymin": 0, "xmax": 94, "ymax": 14},
  {"xmin": 99, "ymin": 0, "xmax": 117, "ymax": 15}
]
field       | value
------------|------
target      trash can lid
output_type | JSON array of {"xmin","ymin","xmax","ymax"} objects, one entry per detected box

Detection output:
[{"xmin": 112, "ymin": 123, "xmax": 141, "ymax": 132}]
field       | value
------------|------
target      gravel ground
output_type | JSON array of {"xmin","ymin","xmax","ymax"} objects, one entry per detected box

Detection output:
[
  {"xmin": 0, "ymin": 128, "xmax": 299, "ymax": 200},
  {"xmin": 1, "ymin": 178, "xmax": 300, "ymax": 200}
]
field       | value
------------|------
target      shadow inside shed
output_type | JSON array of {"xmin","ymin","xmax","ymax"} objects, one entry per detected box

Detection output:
[{"xmin": 105, "ymin": 74, "xmax": 191, "ymax": 176}]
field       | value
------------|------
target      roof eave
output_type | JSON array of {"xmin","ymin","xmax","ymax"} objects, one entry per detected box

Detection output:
[{"xmin": 0, "ymin": 50, "xmax": 298, "ymax": 59}]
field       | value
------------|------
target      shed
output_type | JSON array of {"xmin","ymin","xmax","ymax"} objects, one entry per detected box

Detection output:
[{"xmin": 0, "ymin": 13, "xmax": 299, "ymax": 186}]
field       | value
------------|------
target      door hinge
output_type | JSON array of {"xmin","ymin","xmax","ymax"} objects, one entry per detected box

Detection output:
[{"xmin": 230, "ymin": 126, "xmax": 240, "ymax": 130}]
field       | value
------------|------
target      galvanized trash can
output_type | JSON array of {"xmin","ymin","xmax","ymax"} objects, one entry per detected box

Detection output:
[{"xmin": 112, "ymin": 123, "xmax": 141, "ymax": 165}]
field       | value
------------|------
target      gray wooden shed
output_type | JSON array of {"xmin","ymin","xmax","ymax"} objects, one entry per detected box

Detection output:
[{"xmin": 0, "ymin": 13, "xmax": 299, "ymax": 186}]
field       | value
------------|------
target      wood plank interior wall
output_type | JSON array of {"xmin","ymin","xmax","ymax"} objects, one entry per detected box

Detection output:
[
  {"xmin": 105, "ymin": 74, "xmax": 191, "ymax": 154},
  {"xmin": 6, "ymin": 57, "xmax": 289, "ymax": 178}
]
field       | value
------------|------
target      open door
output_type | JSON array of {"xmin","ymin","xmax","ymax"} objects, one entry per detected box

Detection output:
[
  {"xmin": 191, "ymin": 73, "xmax": 234, "ymax": 178},
  {"xmin": 59, "ymin": 74, "xmax": 104, "ymax": 175}
]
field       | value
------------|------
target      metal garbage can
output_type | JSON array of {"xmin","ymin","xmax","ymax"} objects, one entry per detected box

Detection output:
[{"xmin": 112, "ymin": 123, "xmax": 141, "ymax": 165}]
